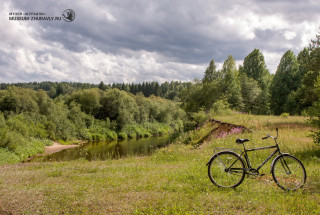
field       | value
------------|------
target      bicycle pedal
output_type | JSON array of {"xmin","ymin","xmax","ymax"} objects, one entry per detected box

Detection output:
[{"xmin": 259, "ymin": 173, "xmax": 265, "ymax": 176}]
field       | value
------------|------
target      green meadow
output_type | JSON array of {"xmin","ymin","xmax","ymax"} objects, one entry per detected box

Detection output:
[{"xmin": 0, "ymin": 114, "xmax": 319, "ymax": 214}]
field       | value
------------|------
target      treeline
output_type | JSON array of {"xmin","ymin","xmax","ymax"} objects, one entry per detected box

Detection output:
[
  {"xmin": 0, "ymin": 87, "xmax": 186, "ymax": 164},
  {"xmin": 0, "ymin": 81, "xmax": 189, "ymax": 101},
  {"xmin": 1, "ymin": 40, "xmax": 318, "ymax": 117}
]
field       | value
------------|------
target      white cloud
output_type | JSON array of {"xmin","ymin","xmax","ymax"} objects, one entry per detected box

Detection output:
[
  {"xmin": 1, "ymin": 0, "xmax": 320, "ymax": 84},
  {"xmin": 262, "ymin": 50, "xmax": 283, "ymax": 74},
  {"xmin": 284, "ymin": 31, "xmax": 296, "ymax": 40}
]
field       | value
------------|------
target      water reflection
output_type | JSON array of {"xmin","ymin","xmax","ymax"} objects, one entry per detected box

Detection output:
[{"xmin": 31, "ymin": 136, "xmax": 169, "ymax": 162}]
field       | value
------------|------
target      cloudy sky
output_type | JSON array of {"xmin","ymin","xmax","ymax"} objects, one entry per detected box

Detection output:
[{"xmin": 1, "ymin": 0, "xmax": 319, "ymax": 84}]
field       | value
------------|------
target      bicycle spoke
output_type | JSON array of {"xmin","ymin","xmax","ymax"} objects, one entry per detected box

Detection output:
[{"xmin": 272, "ymin": 155, "xmax": 306, "ymax": 191}]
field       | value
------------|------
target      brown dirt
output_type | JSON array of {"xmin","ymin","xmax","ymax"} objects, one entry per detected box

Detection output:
[{"xmin": 199, "ymin": 119, "xmax": 252, "ymax": 148}]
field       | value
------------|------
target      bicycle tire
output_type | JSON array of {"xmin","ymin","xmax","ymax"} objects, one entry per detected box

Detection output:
[
  {"xmin": 208, "ymin": 151, "xmax": 246, "ymax": 188},
  {"xmin": 271, "ymin": 154, "xmax": 306, "ymax": 191}
]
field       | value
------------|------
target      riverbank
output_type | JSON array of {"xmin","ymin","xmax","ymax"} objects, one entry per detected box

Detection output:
[{"xmin": 24, "ymin": 142, "xmax": 80, "ymax": 162}]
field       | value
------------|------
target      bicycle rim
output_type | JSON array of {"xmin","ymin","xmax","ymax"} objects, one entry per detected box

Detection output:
[
  {"xmin": 272, "ymin": 155, "xmax": 306, "ymax": 191},
  {"xmin": 208, "ymin": 151, "xmax": 245, "ymax": 188}
]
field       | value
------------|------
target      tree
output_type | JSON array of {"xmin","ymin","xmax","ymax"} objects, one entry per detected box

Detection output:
[
  {"xmin": 308, "ymin": 74, "xmax": 320, "ymax": 145},
  {"xmin": 98, "ymin": 81, "xmax": 107, "ymax": 91},
  {"xmin": 291, "ymin": 30, "xmax": 320, "ymax": 114},
  {"xmin": 203, "ymin": 59, "xmax": 220, "ymax": 83},
  {"xmin": 308, "ymin": 30, "xmax": 320, "ymax": 73},
  {"xmin": 221, "ymin": 55, "xmax": 243, "ymax": 110},
  {"xmin": 239, "ymin": 73, "xmax": 262, "ymax": 113},
  {"xmin": 297, "ymin": 48, "xmax": 310, "ymax": 82},
  {"xmin": 240, "ymin": 49, "xmax": 271, "ymax": 90},
  {"xmin": 69, "ymin": 88, "xmax": 101, "ymax": 116},
  {"xmin": 270, "ymin": 50, "xmax": 299, "ymax": 115}
]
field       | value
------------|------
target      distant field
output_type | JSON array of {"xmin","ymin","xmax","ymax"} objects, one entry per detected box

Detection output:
[{"xmin": 0, "ymin": 114, "xmax": 319, "ymax": 214}]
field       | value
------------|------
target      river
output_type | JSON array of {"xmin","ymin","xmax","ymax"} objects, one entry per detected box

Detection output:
[{"xmin": 31, "ymin": 136, "xmax": 169, "ymax": 162}]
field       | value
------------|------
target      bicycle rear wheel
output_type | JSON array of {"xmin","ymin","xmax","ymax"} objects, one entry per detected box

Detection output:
[
  {"xmin": 208, "ymin": 151, "xmax": 245, "ymax": 188},
  {"xmin": 272, "ymin": 154, "xmax": 306, "ymax": 191}
]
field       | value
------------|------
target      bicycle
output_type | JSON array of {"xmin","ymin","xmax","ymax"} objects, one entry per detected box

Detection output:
[{"xmin": 206, "ymin": 128, "xmax": 306, "ymax": 191}]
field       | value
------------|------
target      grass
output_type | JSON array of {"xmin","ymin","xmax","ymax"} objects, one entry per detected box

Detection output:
[{"xmin": 0, "ymin": 114, "xmax": 319, "ymax": 214}]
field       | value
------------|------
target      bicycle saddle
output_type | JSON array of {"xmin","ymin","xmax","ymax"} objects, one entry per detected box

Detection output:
[{"xmin": 236, "ymin": 138, "xmax": 249, "ymax": 144}]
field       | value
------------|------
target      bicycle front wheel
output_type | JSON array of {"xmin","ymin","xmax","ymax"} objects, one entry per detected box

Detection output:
[
  {"xmin": 272, "ymin": 154, "xmax": 306, "ymax": 191},
  {"xmin": 208, "ymin": 151, "xmax": 245, "ymax": 188}
]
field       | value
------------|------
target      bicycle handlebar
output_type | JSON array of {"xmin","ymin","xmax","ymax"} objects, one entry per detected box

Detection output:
[
  {"xmin": 262, "ymin": 128, "xmax": 279, "ymax": 140},
  {"xmin": 262, "ymin": 135, "xmax": 270, "ymax": 140}
]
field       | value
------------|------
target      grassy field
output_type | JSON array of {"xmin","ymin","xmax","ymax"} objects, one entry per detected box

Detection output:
[{"xmin": 0, "ymin": 114, "xmax": 319, "ymax": 214}]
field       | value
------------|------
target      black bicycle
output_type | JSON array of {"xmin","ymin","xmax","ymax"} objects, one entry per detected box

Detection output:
[{"xmin": 207, "ymin": 128, "xmax": 306, "ymax": 191}]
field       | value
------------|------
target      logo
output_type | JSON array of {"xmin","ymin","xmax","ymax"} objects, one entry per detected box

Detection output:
[{"xmin": 62, "ymin": 9, "xmax": 75, "ymax": 22}]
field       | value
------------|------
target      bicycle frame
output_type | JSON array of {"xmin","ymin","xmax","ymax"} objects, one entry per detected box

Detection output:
[
  {"xmin": 228, "ymin": 129, "xmax": 285, "ymax": 173},
  {"xmin": 240, "ymin": 144, "xmax": 280, "ymax": 172}
]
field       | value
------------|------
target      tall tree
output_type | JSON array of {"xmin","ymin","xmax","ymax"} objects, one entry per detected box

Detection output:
[
  {"xmin": 240, "ymin": 49, "xmax": 271, "ymax": 90},
  {"xmin": 308, "ymin": 29, "xmax": 320, "ymax": 73},
  {"xmin": 270, "ymin": 50, "xmax": 299, "ymax": 115},
  {"xmin": 239, "ymin": 73, "xmax": 262, "ymax": 114},
  {"xmin": 308, "ymin": 74, "xmax": 320, "ymax": 144},
  {"xmin": 221, "ymin": 55, "xmax": 243, "ymax": 109},
  {"xmin": 202, "ymin": 59, "xmax": 220, "ymax": 83}
]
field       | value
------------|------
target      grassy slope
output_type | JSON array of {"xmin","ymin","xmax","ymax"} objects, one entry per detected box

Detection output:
[{"xmin": 0, "ymin": 114, "xmax": 319, "ymax": 214}]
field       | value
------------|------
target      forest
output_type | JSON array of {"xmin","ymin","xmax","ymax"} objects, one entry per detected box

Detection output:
[{"xmin": 0, "ymin": 31, "xmax": 319, "ymax": 165}]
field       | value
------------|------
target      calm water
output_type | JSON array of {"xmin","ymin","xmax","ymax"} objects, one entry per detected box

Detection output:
[{"xmin": 31, "ymin": 136, "xmax": 169, "ymax": 162}]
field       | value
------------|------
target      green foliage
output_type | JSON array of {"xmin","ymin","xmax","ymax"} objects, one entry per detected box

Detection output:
[
  {"xmin": 118, "ymin": 132, "xmax": 128, "ymax": 140},
  {"xmin": 296, "ymin": 70, "xmax": 320, "ymax": 111},
  {"xmin": 122, "ymin": 124, "xmax": 151, "ymax": 138},
  {"xmin": 239, "ymin": 73, "xmax": 262, "ymax": 114},
  {"xmin": 270, "ymin": 50, "xmax": 300, "ymax": 115},
  {"xmin": 209, "ymin": 99, "xmax": 232, "ymax": 116},
  {"xmin": 68, "ymin": 88, "xmax": 101, "ymax": 115},
  {"xmin": 0, "ymin": 86, "xmax": 186, "ymax": 164},
  {"xmin": 203, "ymin": 59, "xmax": 219, "ymax": 83},
  {"xmin": 308, "ymin": 75, "xmax": 320, "ymax": 145},
  {"xmin": 308, "ymin": 30, "xmax": 320, "ymax": 73},
  {"xmin": 240, "ymin": 49, "xmax": 271, "ymax": 90},
  {"xmin": 13, "ymin": 138, "xmax": 45, "ymax": 160},
  {"xmin": 221, "ymin": 56, "xmax": 243, "ymax": 110},
  {"xmin": 191, "ymin": 109, "xmax": 207, "ymax": 126},
  {"xmin": 280, "ymin": 113, "xmax": 290, "ymax": 118},
  {"xmin": 0, "ymin": 148, "xmax": 20, "ymax": 165}
]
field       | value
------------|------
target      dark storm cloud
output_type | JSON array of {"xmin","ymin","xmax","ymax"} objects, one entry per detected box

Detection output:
[{"xmin": 1, "ymin": 0, "xmax": 320, "ymax": 83}]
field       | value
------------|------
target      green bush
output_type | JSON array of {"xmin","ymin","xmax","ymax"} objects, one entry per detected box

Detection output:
[
  {"xmin": 281, "ymin": 113, "xmax": 290, "ymax": 118},
  {"xmin": 12, "ymin": 138, "xmax": 45, "ymax": 160},
  {"xmin": 118, "ymin": 132, "xmax": 128, "ymax": 140},
  {"xmin": 209, "ymin": 99, "xmax": 232, "ymax": 116},
  {"xmin": 0, "ymin": 148, "xmax": 20, "ymax": 165}
]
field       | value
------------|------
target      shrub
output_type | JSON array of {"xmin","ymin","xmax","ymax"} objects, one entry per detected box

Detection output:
[
  {"xmin": 281, "ymin": 113, "xmax": 290, "ymax": 118},
  {"xmin": 118, "ymin": 132, "xmax": 128, "ymax": 140},
  {"xmin": 0, "ymin": 148, "xmax": 20, "ymax": 165}
]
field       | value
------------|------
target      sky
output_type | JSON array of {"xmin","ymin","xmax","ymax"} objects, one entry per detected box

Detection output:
[{"xmin": 1, "ymin": 0, "xmax": 319, "ymax": 84}]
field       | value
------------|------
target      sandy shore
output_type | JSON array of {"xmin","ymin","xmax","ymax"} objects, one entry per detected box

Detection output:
[{"xmin": 43, "ymin": 142, "xmax": 80, "ymax": 155}]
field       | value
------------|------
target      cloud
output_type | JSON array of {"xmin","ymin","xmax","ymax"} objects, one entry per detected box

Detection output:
[{"xmin": 1, "ymin": 0, "xmax": 319, "ymax": 83}]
